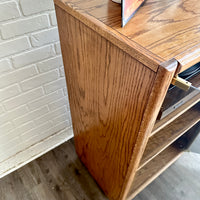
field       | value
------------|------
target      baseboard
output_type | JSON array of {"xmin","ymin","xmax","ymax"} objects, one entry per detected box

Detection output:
[{"xmin": 0, "ymin": 127, "xmax": 73, "ymax": 178}]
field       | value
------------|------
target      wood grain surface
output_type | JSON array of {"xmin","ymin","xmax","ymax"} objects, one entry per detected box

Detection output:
[
  {"xmin": 140, "ymin": 103, "xmax": 200, "ymax": 169},
  {"xmin": 127, "ymin": 145, "xmax": 183, "ymax": 200},
  {"xmin": 119, "ymin": 60, "xmax": 177, "ymax": 200},
  {"xmin": 54, "ymin": 1, "xmax": 199, "ymax": 199},
  {"xmin": 55, "ymin": 6, "xmax": 158, "ymax": 200},
  {"xmin": 55, "ymin": 0, "xmax": 200, "ymax": 73},
  {"xmin": 55, "ymin": 3, "xmax": 180, "ymax": 199}
]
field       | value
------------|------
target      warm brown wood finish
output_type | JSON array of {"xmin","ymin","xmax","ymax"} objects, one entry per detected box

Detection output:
[
  {"xmin": 55, "ymin": 0, "xmax": 200, "ymax": 200},
  {"xmin": 55, "ymin": 4, "xmax": 178, "ymax": 200},
  {"xmin": 127, "ymin": 145, "xmax": 183, "ymax": 200},
  {"xmin": 55, "ymin": 0, "xmax": 200, "ymax": 73},
  {"xmin": 1, "ymin": 139, "xmax": 200, "ymax": 200},
  {"xmin": 140, "ymin": 103, "xmax": 200, "ymax": 169},
  {"xmin": 120, "ymin": 60, "xmax": 177, "ymax": 200}
]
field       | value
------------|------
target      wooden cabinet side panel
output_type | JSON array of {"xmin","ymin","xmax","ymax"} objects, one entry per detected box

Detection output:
[
  {"xmin": 122, "ymin": 60, "xmax": 178, "ymax": 200},
  {"xmin": 55, "ymin": 6, "xmax": 156, "ymax": 200}
]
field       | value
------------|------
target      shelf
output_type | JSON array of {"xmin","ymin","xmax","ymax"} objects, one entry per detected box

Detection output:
[
  {"xmin": 139, "ymin": 102, "xmax": 200, "ymax": 169},
  {"xmin": 152, "ymin": 92, "xmax": 200, "ymax": 136},
  {"xmin": 127, "ymin": 120, "xmax": 200, "ymax": 200},
  {"xmin": 127, "ymin": 145, "xmax": 183, "ymax": 200},
  {"xmin": 152, "ymin": 71, "xmax": 200, "ymax": 136}
]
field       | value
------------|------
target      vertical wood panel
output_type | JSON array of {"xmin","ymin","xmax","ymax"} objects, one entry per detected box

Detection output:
[{"xmin": 56, "ymin": 6, "xmax": 156, "ymax": 200}]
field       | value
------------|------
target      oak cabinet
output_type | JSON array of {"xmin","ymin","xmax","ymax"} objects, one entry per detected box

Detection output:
[{"xmin": 54, "ymin": 0, "xmax": 200, "ymax": 199}]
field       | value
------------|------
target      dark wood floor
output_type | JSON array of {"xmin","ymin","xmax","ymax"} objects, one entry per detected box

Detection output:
[{"xmin": 0, "ymin": 139, "xmax": 200, "ymax": 200}]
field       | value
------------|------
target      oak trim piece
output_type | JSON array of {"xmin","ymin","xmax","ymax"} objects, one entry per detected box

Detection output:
[
  {"xmin": 127, "ymin": 145, "xmax": 183, "ymax": 200},
  {"xmin": 175, "ymin": 44, "xmax": 200, "ymax": 74},
  {"xmin": 139, "ymin": 103, "xmax": 200, "ymax": 169},
  {"xmin": 120, "ymin": 60, "xmax": 177, "ymax": 200},
  {"xmin": 56, "ymin": 6, "xmax": 161, "ymax": 200}
]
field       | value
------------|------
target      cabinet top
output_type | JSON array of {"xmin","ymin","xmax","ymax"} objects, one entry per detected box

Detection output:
[{"xmin": 55, "ymin": 0, "xmax": 200, "ymax": 73}]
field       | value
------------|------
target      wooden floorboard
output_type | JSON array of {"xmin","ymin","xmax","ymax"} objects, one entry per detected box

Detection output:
[
  {"xmin": 0, "ymin": 139, "xmax": 200, "ymax": 200},
  {"xmin": 0, "ymin": 140, "xmax": 107, "ymax": 200}
]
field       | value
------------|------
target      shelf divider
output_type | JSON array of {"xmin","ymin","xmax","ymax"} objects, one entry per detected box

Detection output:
[
  {"xmin": 127, "ymin": 145, "xmax": 183, "ymax": 200},
  {"xmin": 139, "ymin": 102, "xmax": 200, "ymax": 169}
]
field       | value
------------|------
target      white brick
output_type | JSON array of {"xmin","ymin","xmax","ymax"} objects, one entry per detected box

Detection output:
[
  {"xmin": 0, "ymin": 0, "xmax": 72, "ymax": 169},
  {"xmin": 22, "ymin": 121, "xmax": 53, "ymax": 142},
  {"xmin": 0, "ymin": 121, "xmax": 53, "ymax": 153},
  {"xmin": 65, "ymin": 103, "xmax": 70, "ymax": 112},
  {"xmin": 31, "ymin": 27, "xmax": 59, "ymax": 47},
  {"xmin": 25, "ymin": 120, "xmax": 68, "ymax": 144},
  {"xmin": 20, "ymin": 0, "xmax": 54, "ymax": 16},
  {"xmin": 0, "ymin": 122, "xmax": 14, "ymax": 134},
  {"xmin": 0, "ymin": 105, "xmax": 28, "ymax": 124},
  {"xmin": 49, "ymin": 11, "xmax": 57, "ymax": 26},
  {"xmin": 53, "ymin": 113, "xmax": 70, "ymax": 125},
  {"xmin": 54, "ymin": 42, "xmax": 61, "ymax": 54},
  {"xmin": 1, "ymin": 15, "xmax": 50, "ymax": 39},
  {"xmin": 34, "ymin": 106, "xmax": 66, "ymax": 125},
  {"xmin": 0, "ymin": 37, "xmax": 30, "ymax": 58},
  {"xmin": 0, "ymin": 84, "xmax": 21, "ymax": 101},
  {"xmin": 0, "ymin": 65, "xmax": 37, "ymax": 89},
  {"xmin": 52, "ymin": 120, "xmax": 69, "ymax": 134},
  {"xmin": 12, "ymin": 45, "xmax": 55, "ymax": 68},
  {"xmin": 0, "ymin": 138, "xmax": 22, "ymax": 161},
  {"xmin": 15, "ymin": 121, "xmax": 35, "ymax": 135},
  {"xmin": 28, "ymin": 89, "xmax": 63, "ymax": 110},
  {"xmin": 59, "ymin": 66, "xmax": 65, "ymax": 77},
  {"xmin": 0, "ymin": 59, "xmax": 12, "ymax": 74},
  {"xmin": 37, "ymin": 55, "xmax": 63, "ymax": 73},
  {"xmin": 0, "ymin": 105, "xmax": 4, "ymax": 114},
  {"xmin": 0, "ymin": 1, "xmax": 20, "ymax": 22},
  {"xmin": 0, "ymin": 121, "xmax": 35, "ymax": 143},
  {"xmin": 48, "ymin": 96, "xmax": 68, "ymax": 110},
  {"xmin": 3, "ymin": 87, "xmax": 44, "ymax": 110},
  {"xmin": 22, "ymin": 120, "xmax": 69, "ymax": 147},
  {"xmin": 44, "ymin": 77, "xmax": 66, "ymax": 94},
  {"xmin": 20, "ymin": 70, "xmax": 59, "ymax": 91},
  {"xmin": 14, "ymin": 106, "xmax": 48, "ymax": 126},
  {"xmin": 63, "ymin": 87, "xmax": 68, "ymax": 96}
]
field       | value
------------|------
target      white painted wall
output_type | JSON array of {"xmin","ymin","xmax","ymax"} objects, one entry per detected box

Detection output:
[{"xmin": 0, "ymin": 0, "xmax": 73, "ymax": 177}]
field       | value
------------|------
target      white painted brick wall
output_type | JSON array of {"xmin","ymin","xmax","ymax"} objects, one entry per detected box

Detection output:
[
  {"xmin": 0, "ymin": 36, "xmax": 31, "ymax": 58},
  {"xmin": 20, "ymin": 0, "xmax": 54, "ymax": 16},
  {"xmin": 0, "ymin": 0, "xmax": 72, "ymax": 177},
  {"xmin": 0, "ymin": 1, "xmax": 20, "ymax": 22},
  {"xmin": 1, "ymin": 14, "xmax": 50, "ymax": 39},
  {"xmin": 12, "ymin": 45, "xmax": 56, "ymax": 68},
  {"xmin": 0, "ymin": 58, "xmax": 12, "ymax": 73},
  {"xmin": 30, "ymin": 27, "xmax": 59, "ymax": 47}
]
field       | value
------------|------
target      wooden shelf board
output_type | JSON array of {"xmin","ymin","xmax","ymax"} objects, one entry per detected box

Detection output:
[
  {"xmin": 139, "ymin": 103, "xmax": 200, "ymax": 169},
  {"xmin": 152, "ymin": 93, "xmax": 200, "ymax": 137},
  {"xmin": 126, "ymin": 145, "xmax": 183, "ymax": 200}
]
